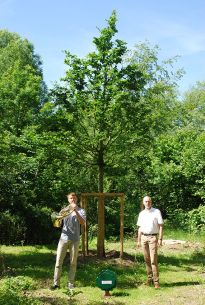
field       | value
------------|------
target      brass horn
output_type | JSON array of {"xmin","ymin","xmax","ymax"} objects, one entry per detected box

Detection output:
[{"xmin": 51, "ymin": 205, "xmax": 74, "ymax": 228}]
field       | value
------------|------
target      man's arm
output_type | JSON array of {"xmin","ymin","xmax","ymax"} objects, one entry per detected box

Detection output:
[
  {"xmin": 137, "ymin": 227, "xmax": 142, "ymax": 247},
  {"xmin": 69, "ymin": 202, "xmax": 86, "ymax": 226},
  {"xmin": 74, "ymin": 208, "xmax": 86, "ymax": 226},
  {"xmin": 158, "ymin": 224, "xmax": 163, "ymax": 246}
]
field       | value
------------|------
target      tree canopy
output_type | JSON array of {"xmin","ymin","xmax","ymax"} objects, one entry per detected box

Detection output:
[{"xmin": 0, "ymin": 13, "xmax": 205, "ymax": 246}]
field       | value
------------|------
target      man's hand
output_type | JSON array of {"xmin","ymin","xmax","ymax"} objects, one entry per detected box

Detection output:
[{"xmin": 70, "ymin": 202, "xmax": 77, "ymax": 211}]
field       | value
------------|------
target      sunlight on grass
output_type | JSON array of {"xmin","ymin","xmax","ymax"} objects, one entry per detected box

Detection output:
[{"xmin": 0, "ymin": 230, "xmax": 205, "ymax": 304}]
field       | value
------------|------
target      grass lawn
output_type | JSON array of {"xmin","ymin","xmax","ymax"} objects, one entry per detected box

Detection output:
[{"xmin": 0, "ymin": 228, "xmax": 205, "ymax": 304}]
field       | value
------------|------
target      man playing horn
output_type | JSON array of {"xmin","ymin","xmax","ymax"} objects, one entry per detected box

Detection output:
[{"xmin": 51, "ymin": 192, "xmax": 86, "ymax": 290}]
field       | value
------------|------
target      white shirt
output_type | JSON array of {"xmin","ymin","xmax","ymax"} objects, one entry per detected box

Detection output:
[{"xmin": 137, "ymin": 207, "xmax": 163, "ymax": 234}]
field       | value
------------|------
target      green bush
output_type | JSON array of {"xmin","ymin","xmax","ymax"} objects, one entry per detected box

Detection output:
[
  {"xmin": 167, "ymin": 205, "xmax": 205, "ymax": 233},
  {"xmin": 24, "ymin": 205, "xmax": 58, "ymax": 244},
  {"xmin": 187, "ymin": 205, "xmax": 205, "ymax": 233},
  {"xmin": 0, "ymin": 211, "xmax": 26, "ymax": 244},
  {"xmin": 3, "ymin": 276, "xmax": 36, "ymax": 292},
  {"xmin": 0, "ymin": 276, "xmax": 40, "ymax": 305},
  {"xmin": 0, "ymin": 206, "xmax": 59, "ymax": 245},
  {"xmin": 167, "ymin": 208, "xmax": 189, "ymax": 230}
]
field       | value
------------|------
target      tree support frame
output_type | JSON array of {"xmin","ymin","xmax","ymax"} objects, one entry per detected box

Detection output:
[{"xmin": 80, "ymin": 192, "xmax": 125, "ymax": 259}]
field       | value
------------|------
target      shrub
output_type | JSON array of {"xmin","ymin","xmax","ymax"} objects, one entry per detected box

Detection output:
[
  {"xmin": 0, "ymin": 211, "xmax": 26, "ymax": 245},
  {"xmin": 0, "ymin": 276, "xmax": 40, "ymax": 305},
  {"xmin": 167, "ymin": 208, "xmax": 189, "ymax": 230},
  {"xmin": 167, "ymin": 205, "xmax": 205, "ymax": 234},
  {"xmin": 3, "ymin": 276, "xmax": 36, "ymax": 292},
  {"xmin": 187, "ymin": 205, "xmax": 205, "ymax": 233},
  {"xmin": 24, "ymin": 205, "xmax": 58, "ymax": 244}
]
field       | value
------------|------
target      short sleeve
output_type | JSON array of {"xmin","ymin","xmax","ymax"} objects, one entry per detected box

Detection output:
[
  {"xmin": 136, "ymin": 212, "xmax": 142, "ymax": 227},
  {"xmin": 157, "ymin": 209, "xmax": 163, "ymax": 224},
  {"xmin": 79, "ymin": 208, "xmax": 86, "ymax": 221}
]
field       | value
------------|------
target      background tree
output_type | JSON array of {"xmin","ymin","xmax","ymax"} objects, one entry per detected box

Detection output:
[
  {"xmin": 0, "ymin": 30, "xmax": 47, "ymax": 134},
  {"xmin": 0, "ymin": 30, "xmax": 49, "ymax": 244},
  {"xmin": 145, "ymin": 81, "xmax": 205, "ymax": 220}
]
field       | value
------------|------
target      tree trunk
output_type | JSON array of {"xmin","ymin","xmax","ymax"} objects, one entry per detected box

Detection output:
[{"xmin": 97, "ymin": 143, "xmax": 105, "ymax": 257}]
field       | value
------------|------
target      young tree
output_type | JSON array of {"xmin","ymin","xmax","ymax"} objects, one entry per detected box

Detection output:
[
  {"xmin": 50, "ymin": 11, "xmax": 182, "ymax": 256},
  {"xmin": 51, "ymin": 11, "xmax": 146, "ymax": 256}
]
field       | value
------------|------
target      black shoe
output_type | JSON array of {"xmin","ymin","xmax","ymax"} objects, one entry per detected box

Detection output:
[{"xmin": 50, "ymin": 284, "xmax": 60, "ymax": 290}]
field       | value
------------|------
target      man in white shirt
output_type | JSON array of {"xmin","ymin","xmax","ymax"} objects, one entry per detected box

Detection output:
[{"xmin": 136, "ymin": 196, "xmax": 163, "ymax": 289}]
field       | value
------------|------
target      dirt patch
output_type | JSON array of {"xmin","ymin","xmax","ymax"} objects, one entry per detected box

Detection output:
[
  {"xmin": 163, "ymin": 239, "xmax": 187, "ymax": 245},
  {"xmin": 77, "ymin": 249, "xmax": 136, "ymax": 267}
]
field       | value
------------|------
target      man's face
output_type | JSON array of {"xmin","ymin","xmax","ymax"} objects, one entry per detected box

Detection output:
[
  {"xmin": 143, "ymin": 196, "xmax": 152, "ymax": 209},
  {"xmin": 68, "ymin": 194, "xmax": 77, "ymax": 205}
]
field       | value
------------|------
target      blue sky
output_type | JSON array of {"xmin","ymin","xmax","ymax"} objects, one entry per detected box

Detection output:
[{"xmin": 1, "ymin": 0, "xmax": 205, "ymax": 96}]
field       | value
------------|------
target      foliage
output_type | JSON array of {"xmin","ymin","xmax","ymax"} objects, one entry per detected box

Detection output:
[
  {"xmin": 0, "ymin": 29, "xmax": 47, "ymax": 134},
  {"xmin": 0, "ymin": 30, "xmax": 50, "ymax": 244},
  {"xmin": 187, "ymin": 205, "xmax": 205, "ymax": 233},
  {"xmin": 43, "ymin": 12, "xmax": 183, "ymax": 250},
  {"xmin": 167, "ymin": 205, "xmax": 205, "ymax": 234},
  {"xmin": 49, "ymin": 11, "xmax": 180, "ymax": 194},
  {"xmin": 0, "ymin": 211, "xmax": 26, "ymax": 245},
  {"xmin": 142, "ymin": 82, "xmax": 205, "ymax": 216},
  {"xmin": 146, "ymin": 130, "xmax": 201, "ymax": 215},
  {"xmin": 23, "ymin": 205, "xmax": 58, "ymax": 244},
  {"xmin": 166, "ymin": 209, "xmax": 189, "ymax": 230},
  {"xmin": 3, "ymin": 275, "xmax": 36, "ymax": 291},
  {"xmin": 0, "ymin": 276, "xmax": 40, "ymax": 305},
  {"xmin": 50, "ymin": 11, "xmax": 145, "ymax": 192},
  {"xmin": 2, "ymin": 15, "xmax": 205, "ymax": 244}
]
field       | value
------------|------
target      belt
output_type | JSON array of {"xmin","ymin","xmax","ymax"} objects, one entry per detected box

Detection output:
[{"xmin": 142, "ymin": 233, "xmax": 157, "ymax": 236}]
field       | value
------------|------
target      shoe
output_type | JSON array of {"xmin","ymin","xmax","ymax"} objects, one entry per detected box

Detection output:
[
  {"xmin": 154, "ymin": 283, "xmax": 160, "ymax": 289},
  {"xmin": 50, "ymin": 284, "xmax": 60, "ymax": 290},
  {"xmin": 68, "ymin": 282, "xmax": 74, "ymax": 289}
]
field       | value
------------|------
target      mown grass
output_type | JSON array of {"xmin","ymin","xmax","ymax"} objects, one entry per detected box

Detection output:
[{"xmin": 0, "ymin": 228, "xmax": 205, "ymax": 305}]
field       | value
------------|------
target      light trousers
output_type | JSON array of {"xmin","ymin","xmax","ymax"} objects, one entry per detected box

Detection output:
[
  {"xmin": 53, "ymin": 239, "xmax": 80, "ymax": 286},
  {"xmin": 141, "ymin": 235, "xmax": 159, "ymax": 284}
]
